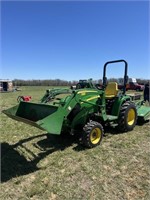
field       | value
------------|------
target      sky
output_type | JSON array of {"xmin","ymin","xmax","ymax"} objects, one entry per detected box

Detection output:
[{"xmin": 1, "ymin": 0, "xmax": 150, "ymax": 81}]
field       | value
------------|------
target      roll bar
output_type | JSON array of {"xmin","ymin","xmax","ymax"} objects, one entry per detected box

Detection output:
[{"xmin": 103, "ymin": 59, "xmax": 128, "ymax": 94}]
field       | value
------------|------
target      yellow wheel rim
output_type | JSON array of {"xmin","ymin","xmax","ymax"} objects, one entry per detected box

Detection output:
[
  {"xmin": 127, "ymin": 108, "xmax": 135, "ymax": 125},
  {"xmin": 90, "ymin": 128, "xmax": 101, "ymax": 144}
]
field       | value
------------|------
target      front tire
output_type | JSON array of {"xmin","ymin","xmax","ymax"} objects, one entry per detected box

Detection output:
[
  {"xmin": 82, "ymin": 121, "xmax": 104, "ymax": 148},
  {"xmin": 118, "ymin": 102, "xmax": 137, "ymax": 132}
]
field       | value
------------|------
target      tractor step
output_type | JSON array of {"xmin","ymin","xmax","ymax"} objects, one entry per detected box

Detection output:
[{"xmin": 107, "ymin": 115, "xmax": 118, "ymax": 121}]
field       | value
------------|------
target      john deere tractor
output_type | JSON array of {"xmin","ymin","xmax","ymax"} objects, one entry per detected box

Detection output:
[{"xmin": 3, "ymin": 60, "xmax": 150, "ymax": 148}]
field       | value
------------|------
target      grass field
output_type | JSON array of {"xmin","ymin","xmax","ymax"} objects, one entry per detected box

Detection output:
[{"xmin": 1, "ymin": 86, "xmax": 150, "ymax": 200}]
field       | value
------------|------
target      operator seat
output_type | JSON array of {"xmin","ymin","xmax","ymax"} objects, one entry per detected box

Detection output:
[{"xmin": 105, "ymin": 82, "xmax": 118, "ymax": 98}]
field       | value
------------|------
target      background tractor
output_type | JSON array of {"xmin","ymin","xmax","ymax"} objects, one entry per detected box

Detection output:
[{"xmin": 3, "ymin": 60, "xmax": 150, "ymax": 148}]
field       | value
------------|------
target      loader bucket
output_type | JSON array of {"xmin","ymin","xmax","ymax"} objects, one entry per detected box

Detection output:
[{"xmin": 2, "ymin": 101, "xmax": 66, "ymax": 135}]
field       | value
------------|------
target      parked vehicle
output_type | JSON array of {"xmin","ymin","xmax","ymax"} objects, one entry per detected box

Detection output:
[{"xmin": 118, "ymin": 81, "xmax": 144, "ymax": 91}]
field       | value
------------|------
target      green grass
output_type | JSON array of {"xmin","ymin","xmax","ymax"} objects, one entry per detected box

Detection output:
[{"xmin": 0, "ymin": 87, "xmax": 150, "ymax": 200}]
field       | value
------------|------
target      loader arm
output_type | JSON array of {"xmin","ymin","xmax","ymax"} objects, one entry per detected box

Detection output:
[{"xmin": 2, "ymin": 88, "xmax": 104, "ymax": 135}]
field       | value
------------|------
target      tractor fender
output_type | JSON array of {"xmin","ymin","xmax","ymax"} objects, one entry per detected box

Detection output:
[{"xmin": 111, "ymin": 95, "xmax": 131, "ymax": 116}]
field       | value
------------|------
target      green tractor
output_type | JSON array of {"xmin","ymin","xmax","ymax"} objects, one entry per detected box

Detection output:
[
  {"xmin": 75, "ymin": 79, "xmax": 95, "ymax": 89},
  {"xmin": 3, "ymin": 60, "xmax": 150, "ymax": 148}
]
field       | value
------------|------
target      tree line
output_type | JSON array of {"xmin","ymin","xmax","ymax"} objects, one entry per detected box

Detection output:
[
  {"xmin": 12, "ymin": 79, "xmax": 78, "ymax": 86},
  {"xmin": 12, "ymin": 78, "xmax": 149, "ymax": 87}
]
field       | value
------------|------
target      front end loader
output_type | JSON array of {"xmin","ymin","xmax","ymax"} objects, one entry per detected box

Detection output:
[{"xmin": 3, "ymin": 60, "xmax": 150, "ymax": 148}]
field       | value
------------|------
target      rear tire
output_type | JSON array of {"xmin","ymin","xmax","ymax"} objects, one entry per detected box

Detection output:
[
  {"xmin": 118, "ymin": 102, "xmax": 137, "ymax": 132},
  {"xmin": 82, "ymin": 121, "xmax": 104, "ymax": 148}
]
